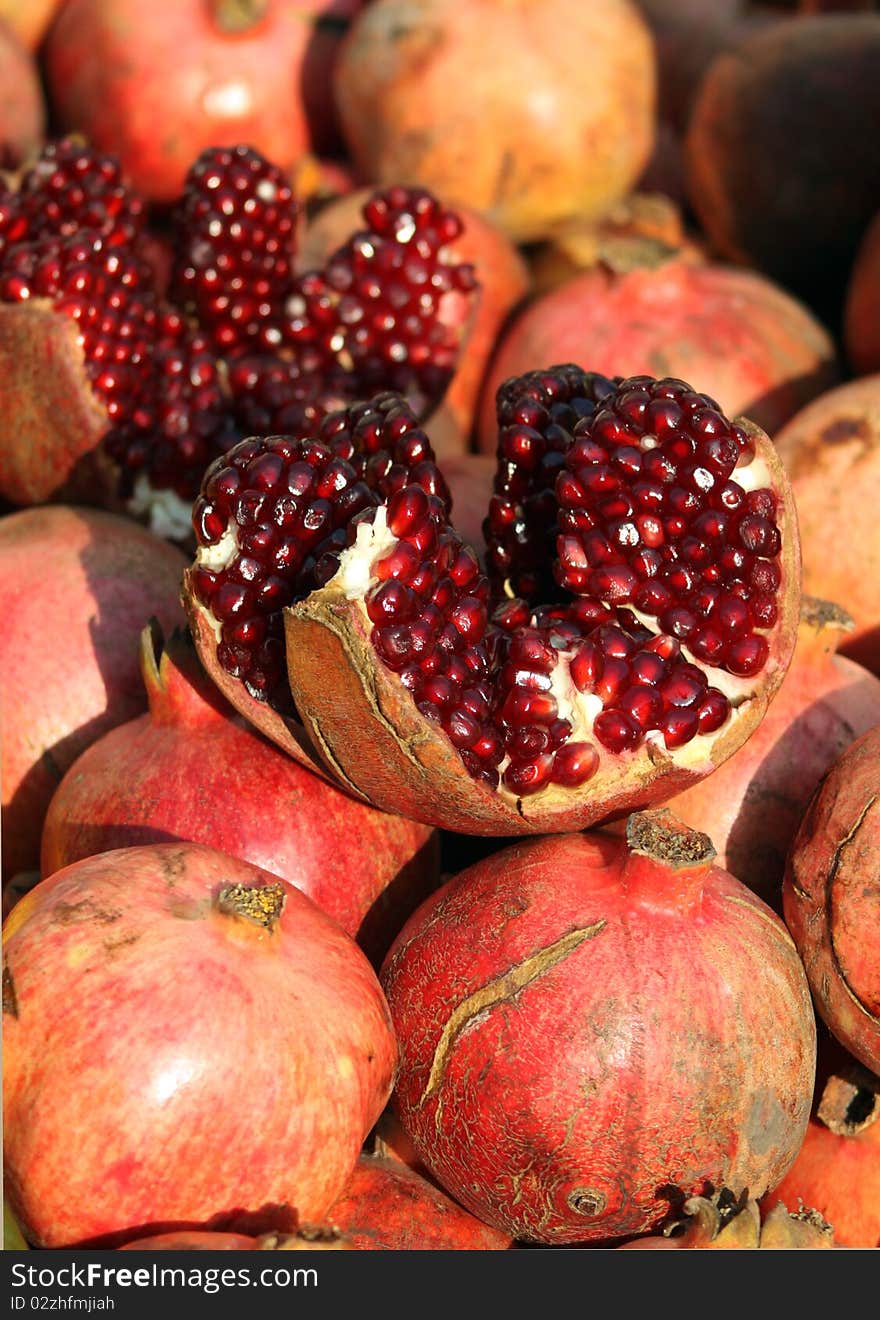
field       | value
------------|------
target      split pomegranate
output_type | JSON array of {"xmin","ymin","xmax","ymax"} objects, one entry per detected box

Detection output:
[
  {"xmin": 334, "ymin": 0, "xmax": 657, "ymax": 244},
  {"xmin": 760, "ymin": 1053, "xmax": 880, "ymax": 1248},
  {"xmin": 0, "ymin": 137, "xmax": 478, "ymax": 532},
  {"xmin": 2, "ymin": 841, "xmax": 397, "ymax": 1248},
  {"xmin": 40, "ymin": 621, "xmax": 440, "ymax": 968},
  {"xmin": 380, "ymin": 809, "xmax": 816, "ymax": 1244},
  {"xmin": 477, "ymin": 255, "xmax": 838, "ymax": 447},
  {"xmin": 773, "ymin": 375, "xmax": 880, "ymax": 673},
  {"xmin": 684, "ymin": 13, "xmax": 880, "ymax": 315},
  {"xmin": 0, "ymin": 20, "xmax": 45, "ymax": 164},
  {"xmin": 659, "ymin": 597, "xmax": 880, "ymax": 910},
  {"xmin": 42, "ymin": 0, "xmax": 362, "ymax": 202},
  {"xmin": 844, "ymin": 210, "xmax": 880, "ymax": 375},
  {"xmin": 783, "ymin": 723, "xmax": 880, "ymax": 1075},
  {"xmin": 323, "ymin": 1155, "xmax": 514, "ymax": 1250},
  {"xmin": 0, "ymin": 505, "xmax": 187, "ymax": 882},
  {"xmin": 184, "ymin": 367, "xmax": 801, "ymax": 835}
]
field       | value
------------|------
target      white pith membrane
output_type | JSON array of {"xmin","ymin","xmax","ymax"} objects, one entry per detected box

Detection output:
[
  {"xmin": 127, "ymin": 475, "xmax": 198, "ymax": 544},
  {"xmin": 192, "ymin": 437, "xmax": 783, "ymax": 804}
]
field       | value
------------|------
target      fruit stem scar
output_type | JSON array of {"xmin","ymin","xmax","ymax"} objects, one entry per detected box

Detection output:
[{"xmin": 418, "ymin": 921, "xmax": 606, "ymax": 1108}]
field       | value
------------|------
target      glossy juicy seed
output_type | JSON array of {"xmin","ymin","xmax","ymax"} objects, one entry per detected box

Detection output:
[
  {"xmin": 484, "ymin": 364, "xmax": 619, "ymax": 601},
  {"xmin": 556, "ymin": 374, "xmax": 783, "ymax": 681},
  {"xmin": 171, "ymin": 144, "xmax": 300, "ymax": 355}
]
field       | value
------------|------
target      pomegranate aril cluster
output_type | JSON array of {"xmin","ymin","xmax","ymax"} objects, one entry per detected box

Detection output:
[
  {"xmin": 556, "ymin": 375, "xmax": 781, "ymax": 679},
  {"xmin": 191, "ymin": 394, "xmax": 450, "ymax": 706}
]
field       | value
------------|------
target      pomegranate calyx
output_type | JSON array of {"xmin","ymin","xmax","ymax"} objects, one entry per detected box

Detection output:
[
  {"xmin": 210, "ymin": 0, "xmax": 270, "ymax": 35},
  {"xmin": 216, "ymin": 881, "xmax": 286, "ymax": 930},
  {"xmin": 816, "ymin": 1061, "xmax": 880, "ymax": 1138},
  {"xmin": 141, "ymin": 620, "xmax": 232, "ymax": 726},
  {"xmin": 623, "ymin": 809, "xmax": 715, "ymax": 914}
]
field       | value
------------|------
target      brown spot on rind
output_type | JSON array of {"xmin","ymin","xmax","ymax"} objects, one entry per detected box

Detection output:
[
  {"xmin": 2, "ymin": 960, "xmax": 18, "ymax": 1017},
  {"xmin": 53, "ymin": 899, "xmax": 122, "ymax": 926}
]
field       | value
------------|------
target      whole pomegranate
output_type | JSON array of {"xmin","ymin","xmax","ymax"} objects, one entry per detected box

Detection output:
[
  {"xmin": 0, "ymin": 20, "xmax": 44, "ymax": 163},
  {"xmin": 684, "ymin": 13, "xmax": 880, "ymax": 315},
  {"xmin": 659, "ymin": 597, "xmax": 880, "ymax": 910},
  {"xmin": 40, "ymin": 622, "xmax": 440, "ymax": 967},
  {"xmin": 42, "ymin": 0, "xmax": 362, "ymax": 202},
  {"xmin": 0, "ymin": 506, "xmax": 187, "ymax": 882},
  {"xmin": 773, "ymin": 374, "xmax": 880, "ymax": 673},
  {"xmin": 334, "ymin": 0, "xmax": 657, "ymax": 244},
  {"xmin": 182, "ymin": 369, "xmax": 802, "ymax": 837},
  {"xmin": 760, "ymin": 1053, "xmax": 880, "ymax": 1248},
  {"xmin": 783, "ymin": 723, "xmax": 880, "ymax": 1074},
  {"xmin": 477, "ymin": 255, "xmax": 838, "ymax": 449},
  {"xmin": 844, "ymin": 210, "xmax": 880, "ymax": 375},
  {"xmin": 381, "ymin": 809, "xmax": 816, "ymax": 1244},
  {"xmin": 2, "ymin": 842, "xmax": 397, "ymax": 1248}
]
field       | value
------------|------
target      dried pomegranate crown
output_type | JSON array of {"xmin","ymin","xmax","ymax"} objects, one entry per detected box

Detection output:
[
  {"xmin": 184, "ymin": 365, "xmax": 802, "ymax": 836},
  {"xmin": 0, "ymin": 137, "xmax": 479, "ymax": 531}
]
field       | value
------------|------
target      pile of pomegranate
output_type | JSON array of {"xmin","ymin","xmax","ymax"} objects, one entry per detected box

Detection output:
[{"xmin": 2, "ymin": 0, "xmax": 879, "ymax": 1258}]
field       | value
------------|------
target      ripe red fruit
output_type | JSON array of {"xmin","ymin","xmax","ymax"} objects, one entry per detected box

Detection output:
[
  {"xmin": 760, "ymin": 1054, "xmax": 880, "ymax": 1249},
  {"xmin": 844, "ymin": 210, "xmax": 880, "ymax": 375},
  {"xmin": 323, "ymin": 1155, "xmax": 514, "ymax": 1249},
  {"xmin": 40, "ymin": 622, "xmax": 440, "ymax": 967},
  {"xmin": 380, "ymin": 810, "xmax": 816, "ymax": 1244},
  {"xmin": 783, "ymin": 724, "xmax": 880, "ymax": 1075},
  {"xmin": 334, "ymin": 0, "xmax": 657, "ymax": 244},
  {"xmin": 476, "ymin": 255, "xmax": 838, "ymax": 449},
  {"xmin": 0, "ymin": 20, "xmax": 45, "ymax": 163},
  {"xmin": 42, "ymin": 0, "xmax": 361, "ymax": 203},
  {"xmin": 659, "ymin": 598, "xmax": 880, "ymax": 909},
  {"xmin": 684, "ymin": 14, "xmax": 880, "ymax": 315},
  {"xmin": 2, "ymin": 842, "xmax": 397, "ymax": 1248},
  {"xmin": 773, "ymin": 375, "xmax": 880, "ymax": 674},
  {"xmin": 184, "ymin": 370, "xmax": 801, "ymax": 835},
  {"xmin": 0, "ymin": 506, "xmax": 187, "ymax": 882}
]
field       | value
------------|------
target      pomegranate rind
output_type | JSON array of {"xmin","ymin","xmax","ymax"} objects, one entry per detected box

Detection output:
[
  {"xmin": 0, "ymin": 299, "xmax": 119, "ymax": 506},
  {"xmin": 283, "ymin": 418, "xmax": 801, "ymax": 834},
  {"xmin": 783, "ymin": 726, "xmax": 880, "ymax": 1074},
  {"xmin": 181, "ymin": 576, "xmax": 336, "ymax": 786}
]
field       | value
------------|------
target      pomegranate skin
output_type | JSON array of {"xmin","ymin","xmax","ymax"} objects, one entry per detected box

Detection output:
[
  {"xmin": 381, "ymin": 811, "xmax": 816, "ymax": 1244},
  {"xmin": 42, "ymin": 0, "xmax": 360, "ymax": 204},
  {"xmin": 661, "ymin": 598, "xmax": 880, "ymax": 910},
  {"xmin": 40, "ymin": 624, "xmax": 440, "ymax": 968},
  {"xmin": 0, "ymin": 0, "xmax": 61, "ymax": 50},
  {"xmin": 0, "ymin": 506, "xmax": 187, "ymax": 882},
  {"xmin": 334, "ymin": 0, "xmax": 657, "ymax": 244},
  {"xmin": 2, "ymin": 842, "xmax": 397, "ymax": 1249},
  {"xmin": 477, "ymin": 258, "xmax": 838, "ymax": 450},
  {"xmin": 773, "ymin": 375, "xmax": 880, "ymax": 674},
  {"xmin": 844, "ymin": 210, "xmax": 880, "ymax": 375},
  {"xmin": 324, "ymin": 1155, "xmax": 514, "ymax": 1250},
  {"xmin": 782, "ymin": 725, "xmax": 880, "ymax": 1074},
  {"xmin": 0, "ymin": 20, "xmax": 45, "ymax": 162}
]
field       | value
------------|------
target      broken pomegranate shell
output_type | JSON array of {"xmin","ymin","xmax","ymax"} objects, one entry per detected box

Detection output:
[{"xmin": 183, "ymin": 368, "xmax": 801, "ymax": 835}]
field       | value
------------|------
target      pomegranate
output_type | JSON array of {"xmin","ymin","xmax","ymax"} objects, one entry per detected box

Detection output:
[
  {"xmin": 761, "ymin": 1055, "xmax": 880, "ymax": 1248},
  {"xmin": 0, "ymin": 505, "xmax": 187, "ymax": 882},
  {"xmin": 299, "ymin": 186, "xmax": 531, "ymax": 454},
  {"xmin": 658, "ymin": 597, "xmax": 880, "ymax": 910},
  {"xmin": 119, "ymin": 1226, "xmax": 354, "ymax": 1250},
  {"xmin": 635, "ymin": 0, "xmax": 745, "ymax": 132},
  {"xmin": 0, "ymin": 138, "xmax": 479, "ymax": 531},
  {"xmin": 844, "ymin": 210, "xmax": 880, "ymax": 375},
  {"xmin": 477, "ymin": 255, "xmax": 838, "ymax": 449},
  {"xmin": 334, "ymin": 0, "xmax": 657, "ymax": 244},
  {"xmin": 380, "ymin": 809, "xmax": 816, "ymax": 1244},
  {"xmin": 40, "ymin": 621, "xmax": 440, "ymax": 967},
  {"xmin": 2, "ymin": 841, "xmax": 397, "ymax": 1248},
  {"xmin": 0, "ymin": 20, "xmax": 45, "ymax": 164},
  {"xmin": 42, "ymin": 0, "xmax": 362, "ymax": 203},
  {"xmin": 0, "ymin": 0, "xmax": 61, "ymax": 50},
  {"xmin": 323, "ymin": 1155, "xmax": 514, "ymax": 1249},
  {"xmin": 782, "ymin": 723, "xmax": 880, "ymax": 1074},
  {"xmin": 182, "ymin": 369, "xmax": 802, "ymax": 836},
  {"xmin": 684, "ymin": 14, "xmax": 880, "ymax": 315},
  {"xmin": 617, "ymin": 1191, "xmax": 834, "ymax": 1248},
  {"xmin": 773, "ymin": 375, "xmax": 880, "ymax": 674}
]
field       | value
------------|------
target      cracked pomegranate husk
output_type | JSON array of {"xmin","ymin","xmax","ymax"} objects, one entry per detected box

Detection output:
[
  {"xmin": 183, "ymin": 365, "xmax": 801, "ymax": 835},
  {"xmin": 0, "ymin": 138, "xmax": 478, "ymax": 539}
]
